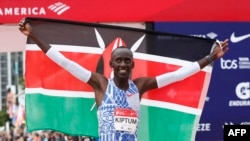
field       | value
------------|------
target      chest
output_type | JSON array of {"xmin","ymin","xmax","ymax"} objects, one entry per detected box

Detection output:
[{"xmin": 102, "ymin": 81, "xmax": 140, "ymax": 111}]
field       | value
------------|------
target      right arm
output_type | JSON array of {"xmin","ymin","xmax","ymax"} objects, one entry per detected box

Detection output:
[
  {"xmin": 19, "ymin": 19, "xmax": 107, "ymax": 107},
  {"xmin": 19, "ymin": 19, "xmax": 93, "ymax": 83}
]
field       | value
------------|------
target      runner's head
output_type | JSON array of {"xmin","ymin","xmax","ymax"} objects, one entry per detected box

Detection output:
[{"xmin": 110, "ymin": 47, "xmax": 134, "ymax": 80}]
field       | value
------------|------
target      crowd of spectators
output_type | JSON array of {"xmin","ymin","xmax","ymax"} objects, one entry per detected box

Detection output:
[
  {"xmin": 0, "ymin": 123, "xmax": 97, "ymax": 141},
  {"xmin": 2, "ymin": 88, "xmax": 97, "ymax": 141}
]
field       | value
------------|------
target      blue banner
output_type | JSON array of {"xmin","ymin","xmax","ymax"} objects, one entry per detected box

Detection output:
[{"xmin": 154, "ymin": 22, "xmax": 250, "ymax": 140}]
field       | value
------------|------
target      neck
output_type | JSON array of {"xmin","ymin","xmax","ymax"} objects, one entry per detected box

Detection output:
[{"xmin": 113, "ymin": 77, "xmax": 129, "ymax": 91}]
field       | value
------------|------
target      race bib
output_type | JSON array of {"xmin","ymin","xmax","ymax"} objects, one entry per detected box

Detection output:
[{"xmin": 114, "ymin": 108, "xmax": 138, "ymax": 132}]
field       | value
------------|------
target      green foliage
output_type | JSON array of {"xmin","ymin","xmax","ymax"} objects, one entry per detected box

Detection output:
[
  {"xmin": 0, "ymin": 107, "xmax": 9, "ymax": 126},
  {"xmin": 19, "ymin": 76, "xmax": 25, "ymax": 89}
]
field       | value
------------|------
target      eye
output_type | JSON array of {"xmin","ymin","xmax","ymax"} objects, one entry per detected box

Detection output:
[
  {"xmin": 125, "ymin": 59, "xmax": 131, "ymax": 64},
  {"xmin": 116, "ymin": 58, "xmax": 121, "ymax": 63}
]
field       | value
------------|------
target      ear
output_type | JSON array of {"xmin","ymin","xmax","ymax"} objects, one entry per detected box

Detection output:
[
  {"xmin": 109, "ymin": 60, "xmax": 113, "ymax": 68},
  {"xmin": 131, "ymin": 61, "xmax": 135, "ymax": 69}
]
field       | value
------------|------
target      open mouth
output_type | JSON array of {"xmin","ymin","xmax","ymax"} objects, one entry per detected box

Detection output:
[
  {"xmin": 119, "ymin": 70, "xmax": 127, "ymax": 73},
  {"xmin": 118, "ymin": 68, "xmax": 128, "ymax": 74}
]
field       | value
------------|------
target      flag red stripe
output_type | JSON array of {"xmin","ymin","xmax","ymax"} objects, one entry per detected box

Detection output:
[{"xmin": 25, "ymin": 51, "xmax": 101, "ymax": 91}]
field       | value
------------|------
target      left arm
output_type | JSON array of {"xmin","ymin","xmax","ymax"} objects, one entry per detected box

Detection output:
[
  {"xmin": 198, "ymin": 39, "xmax": 229, "ymax": 69},
  {"xmin": 135, "ymin": 39, "xmax": 229, "ymax": 97}
]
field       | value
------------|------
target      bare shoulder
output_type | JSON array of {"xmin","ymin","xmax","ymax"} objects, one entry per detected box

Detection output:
[
  {"xmin": 133, "ymin": 77, "xmax": 157, "ymax": 95},
  {"xmin": 88, "ymin": 72, "xmax": 108, "ymax": 90},
  {"xmin": 88, "ymin": 72, "xmax": 108, "ymax": 107}
]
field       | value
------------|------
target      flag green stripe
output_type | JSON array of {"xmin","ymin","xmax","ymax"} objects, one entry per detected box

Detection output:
[
  {"xmin": 26, "ymin": 93, "xmax": 197, "ymax": 140},
  {"xmin": 139, "ymin": 105, "xmax": 196, "ymax": 141},
  {"xmin": 25, "ymin": 93, "xmax": 98, "ymax": 137}
]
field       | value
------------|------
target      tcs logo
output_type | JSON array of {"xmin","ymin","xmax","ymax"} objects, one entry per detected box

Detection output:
[
  {"xmin": 220, "ymin": 58, "xmax": 238, "ymax": 69},
  {"xmin": 235, "ymin": 82, "xmax": 250, "ymax": 100}
]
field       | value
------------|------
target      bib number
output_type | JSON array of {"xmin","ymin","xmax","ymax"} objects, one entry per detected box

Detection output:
[{"xmin": 114, "ymin": 108, "xmax": 138, "ymax": 132}]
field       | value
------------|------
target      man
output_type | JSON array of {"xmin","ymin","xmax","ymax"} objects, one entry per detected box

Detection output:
[
  {"xmin": 6, "ymin": 87, "xmax": 17, "ymax": 127},
  {"xmin": 19, "ymin": 18, "xmax": 229, "ymax": 141}
]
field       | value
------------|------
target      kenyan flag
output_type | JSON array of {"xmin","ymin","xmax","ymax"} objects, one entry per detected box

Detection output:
[{"xmin": 24, "ymin": 18, "xmax": 216, "ymax": 141}]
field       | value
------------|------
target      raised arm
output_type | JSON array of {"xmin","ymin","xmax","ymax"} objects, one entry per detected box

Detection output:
[
  {"xmin": 198, "ymin": 39, "xmax": 229, "ymax": 69},
  {"xmin": 156, "ymin": 39, "xmax": 229, "ymax": 87},
  {"xmin": 135, "ymin": 39, "xmax": 229, "ymax": 97},
  {"xmin": 19, "ymin": 19, "xmax": 50, "ymax": 53},
  {"xmin": 19, "ymin": 18, "xmax": 92, "ymax": 83},
  {"xmin": 19, "ymin": 18, "xmax": 108, "ymax": 107}
]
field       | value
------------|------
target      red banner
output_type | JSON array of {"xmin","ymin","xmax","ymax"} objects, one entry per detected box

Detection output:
[{"xmin": 1, "ymin": 0, "xmax": 250, "ymax": 23}]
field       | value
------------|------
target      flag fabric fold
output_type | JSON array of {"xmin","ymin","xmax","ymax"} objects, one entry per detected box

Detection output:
[{"xmin": 25, "ymin": 17, "xmax": 216, "ymax": 140}]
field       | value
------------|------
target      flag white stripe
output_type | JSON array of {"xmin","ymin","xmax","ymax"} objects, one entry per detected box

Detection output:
[
  {"xmin": 25, "ymin": 88, "xmax": 95, "ymax": 98},
  {"xmin": 141, "ymin": 99, "xmax": 202, "ymax": 115},
  {"xmin": 26, "ymin": 44, "xmax": 103, "ymax": 54}
]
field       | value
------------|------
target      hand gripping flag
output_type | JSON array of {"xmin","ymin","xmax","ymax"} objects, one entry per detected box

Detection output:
[{"xmin": 24, "ymin": 18, "xmax": 216, "ymax": 141}]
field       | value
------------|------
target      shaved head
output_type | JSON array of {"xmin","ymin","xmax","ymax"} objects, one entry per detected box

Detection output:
[{"xmin": 111, "ymin": 46, "xmax": 133, "ymax": 60}]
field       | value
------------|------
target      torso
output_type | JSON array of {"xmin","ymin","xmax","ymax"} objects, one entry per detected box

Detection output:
[{"xmin": 97, "ymin": 79, "xmax": 140, "ymax": 141}]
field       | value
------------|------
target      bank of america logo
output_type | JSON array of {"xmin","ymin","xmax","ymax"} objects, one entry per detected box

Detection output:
[{"xmin": 48, "ymin": 2, "xmax": 70, "ymax": 15}]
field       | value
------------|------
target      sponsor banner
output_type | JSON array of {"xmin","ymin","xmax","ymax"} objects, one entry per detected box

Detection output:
[
  {"xmin": 154, "ymin": 22, "xmax": 250, "ymax": 140},
  {"xmin": 25, "ymin": 18, "xmax": 215, "ymax": 140},
  {"xmin": 1, "ymin": 0, "xmax": 250, "ymax": 23}
]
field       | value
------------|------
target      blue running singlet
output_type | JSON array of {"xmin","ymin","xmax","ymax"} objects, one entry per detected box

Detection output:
[{"xmin": 97, "ymin": 79, "xmax": 140, "ymax": 141}]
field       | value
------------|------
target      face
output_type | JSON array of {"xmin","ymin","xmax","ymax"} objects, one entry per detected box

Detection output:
[{"xmin": 110, "ymin": 47, "xmax": 134, "ymax": 80}]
